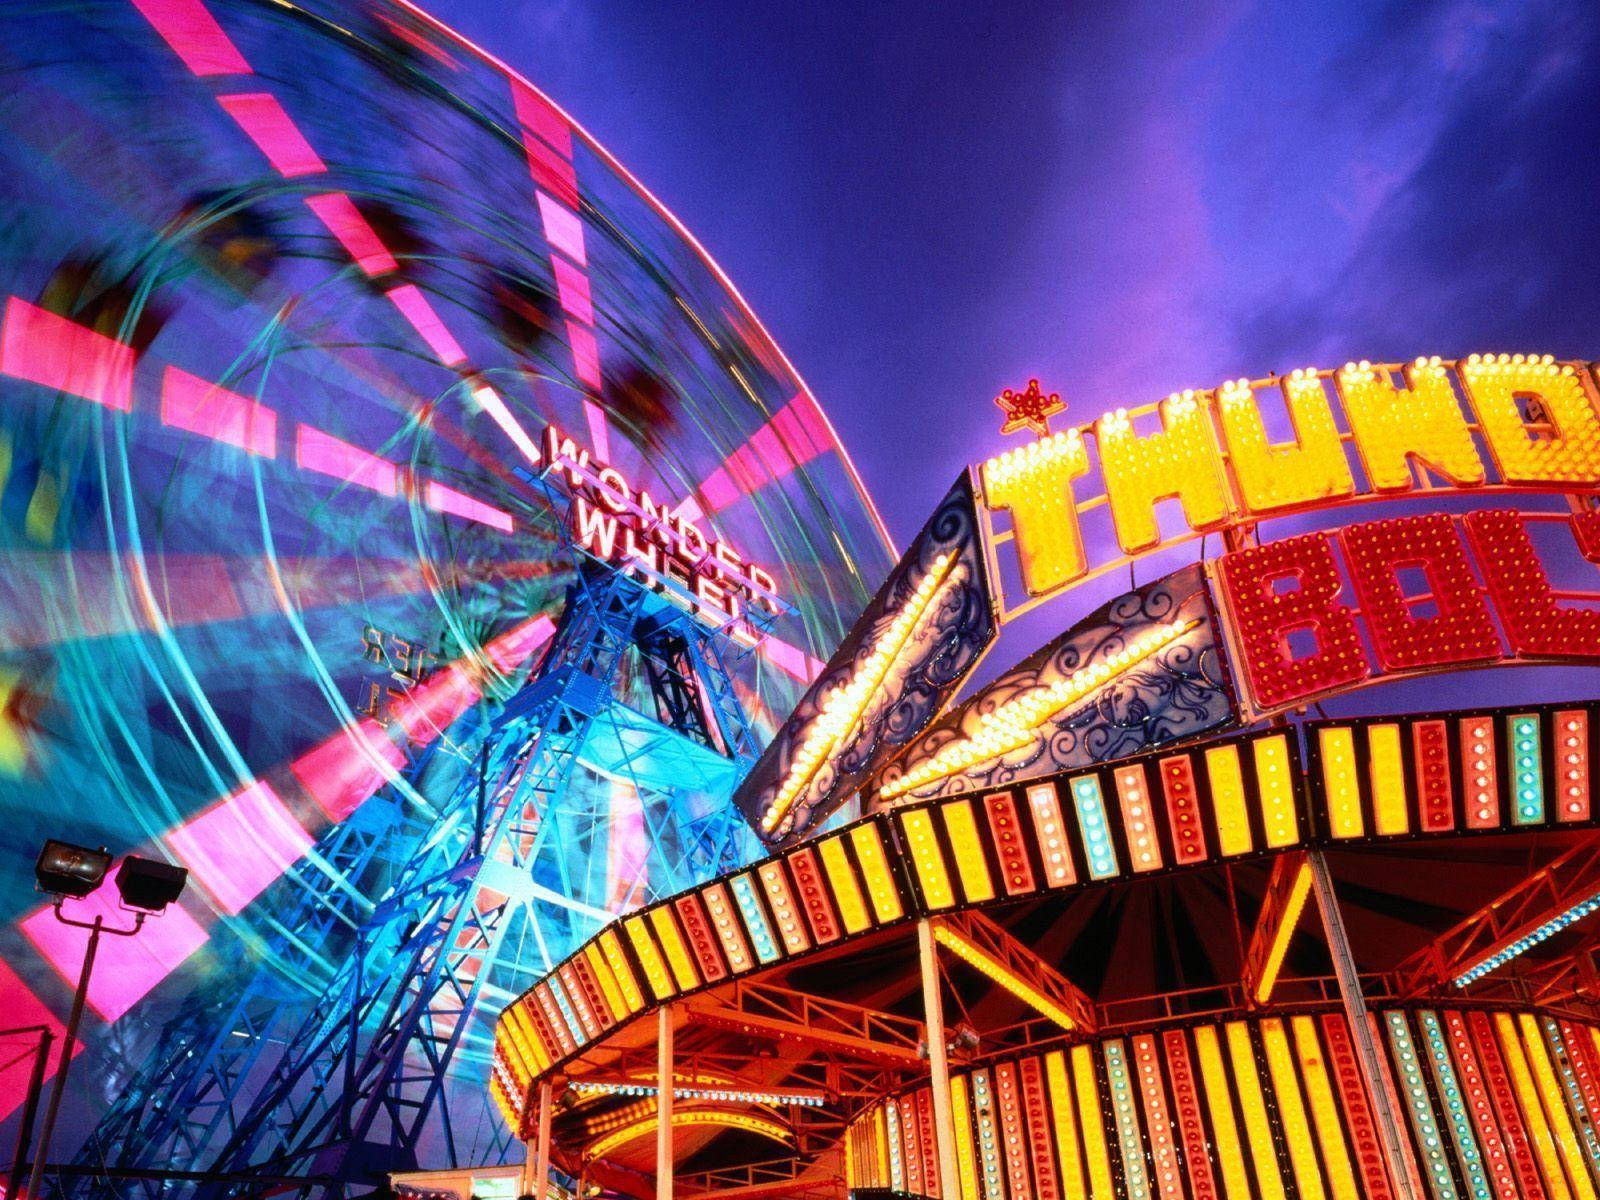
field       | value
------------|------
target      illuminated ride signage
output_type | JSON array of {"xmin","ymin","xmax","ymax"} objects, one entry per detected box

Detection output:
[
  {"xmin": 980, "ymin": 353, "xmax": 1600, "ymax": 609},
  {"xmin": 740, "ymin": 350, "xmax": 1600, "ymax": 842},
  {"xmin": 541, "ymin": 423, "xmax": 780, "ymax": 628}
]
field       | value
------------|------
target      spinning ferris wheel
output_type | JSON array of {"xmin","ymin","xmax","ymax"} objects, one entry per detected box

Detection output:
[{"xmin": 0, "ymin": 0, "xmax": 893, "ymax": 1191}]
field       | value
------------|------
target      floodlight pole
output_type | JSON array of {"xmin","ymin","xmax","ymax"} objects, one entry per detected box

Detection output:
[{"xmin": 27, "ymin": 908, "xmax": 143, "ymax": 1200}]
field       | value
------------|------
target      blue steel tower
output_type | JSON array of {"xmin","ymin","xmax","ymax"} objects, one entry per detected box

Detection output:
[{"xmin": 73, "ymin": 498, "xmax": 768, "ymax": 1195}]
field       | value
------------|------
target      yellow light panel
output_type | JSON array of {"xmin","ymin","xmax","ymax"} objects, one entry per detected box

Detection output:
[
  {"xmin": 1254, "ymin": 861, "xmax": 1312, "ymax": 1005},
  {"xmin": 933, "ymin": 924, "xmax": 1079, "ymax": 1031},
  {"xmin": 1252, "ymin": 734, "xmax": 1299, "ymax": 847},
  {"xmin": 1460, "ymin": 354, "xmax": 1600, "ymax": 486},
  {"xmin": 1333, "ymin": 358, "xmax": 1485, "ymax": 492},
  {"xmin": 1319, "ymin": 726, "xmax": 1363, "ymax": 838},
  {"xmin": 1204, "ymin": 744, "xmax": 1254, "ymax": 857},
  {"xmin": 851, "ymin": 823, "xmax": 904, "ymax": 922},
  {"xmin": 1046, "ymin": 1049, "xmax": 1086, "ymax": 1200},
  {"xmin": 1195, "ymin": 1025, "xmax": 1253, "ymax": 1200},
  {"xmin": 818, "ymin": 834, "xmax": 871, "ymax": 934},
  {"xmin": 585, "ymin": 1108, "xmax": 791, "ymax": 1161},
  {"xmin": 647, "ymin": 906, "xmax": 699, "ymax": 992},
  {"xmin": 1518, "ymin": 1013, "xmax": 1598, "ymax": 1200},
  {"xmin": 982, "ymin": 429, "xmax": 1091, "ymax": 596},
  {"xmin": 950, "ymin": 1074, "xmax": 981, "ymax": 1200},
  {"xmin": 1495, "ymin": 1012, "xmax": 1574, "ymax": 1200},
  {"xmin": 1367, "ymin": 723, "xmax": 1409, "ymax": 835},
  {"xmin": 902, "ymin": 809, "xmax": 955, "ymax": 909},
  {"xmin": 942, "ymin": 799, "xmax": 995, "ymax": 903},
  {"xmin": 1072, "ymin": 1044, "xmax": 1117, "ymax": 1200},
  {"xmin": 1217, "ymin": 372, "xmax": 1354, "ymax": 513},
  {"xmin": 1225, "ymin": 1022, "xmax": 1288, "ymax": 1200},
  {"xmin": 1262, "ymin": 1019, "xmax": 1329, "ymax": 1200},
  {"xmin": 1096, "ymin": 392, "xmax": 1232, "ymax": 554},
  {"xmin": 763, "ymin": 552, "xmax": 959, "ymax": 835},
  {"xmin": 599, "ymin": 927, "xmax": 645, "ymax": 1013},
  {"xmin": 1290, "ymin": 1018, "xmax": 1361, "ymax": 1200},
  {"xmin": 623, "ymin": 915, "xmax": 675, "ymax": 1002}
]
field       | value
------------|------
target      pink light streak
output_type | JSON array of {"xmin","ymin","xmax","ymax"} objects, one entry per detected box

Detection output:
[
  {"xmin": 216, "ymin": 93, "xmax": 327, "ymax": 177},
  {"xmin": 697, "ymin": 392, "xmax": 833, "ymax": 514},
  {"xmin": 295, "ymin": 425, "xmax": 398, "ymax": 496},
  {"xmin": 484, "ymin": 613, "xmax": 557, "ymax": 674},
  {"xmin": 389, "ymin": 665, "xmax": 480, "ymax": 744},
  {"xmin": 509, "ymin": 78, "xmax": 573, "ymax": 158},
  {"xmin": 20, "ymin": 879, "xmax": 208, "ymax": 1022},
  {"xmin": 567, "ymin": 321, "xmax": 603, "ymax": 392},
  {"xmin": 290, "ymin": 716, "xmax": 406, "ymax": 822},
  {"xmin": 537, "ymin": 192, "xmax": 586, "ymax": 266},
  {"xmin": 426, "ymin": 480, "xmax": 514, "ymax": 533},
  {"xmin": 160, "ymin": 365, "xmax": 276, "ymax": 456},
  {"xmin": 165, "ymin": 781, "xmax": 312, "ymax": 915},
  {"xmin": 130, "ymin": 0, "xmax": 251, "ymax": 76},
  {"xmin": 304, "ymin": 193, "xmax": 399, "ymax": 277},
  {"xmin": 0, "ymin": 296, "xmax": 135, "ymax": 412},
  {"xmin": 0, "ymin": 959, "xmax": 80, "ymax": 1121},
  {"xmin": 387, "ymin": 284, "xmax": 466, "ymax": 367},
  {"xmin": 759, "ymin": 635, "xmax": 825, "ymax": 684},
  {"xmin": 551, "ymin": 255, "xmax": 594, "ymax": 325}
]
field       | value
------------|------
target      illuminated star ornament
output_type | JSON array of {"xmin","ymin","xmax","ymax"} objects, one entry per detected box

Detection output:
[{"xmin": 995, "ymin": 378, "xmax": 1065, "ymax": 437}]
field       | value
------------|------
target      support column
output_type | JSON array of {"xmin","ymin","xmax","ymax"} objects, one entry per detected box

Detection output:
[
  {"xmin": 530, "ymin": 1079, "xmax": 552, "ymax": 1200},
  {"xmin": 1308, "ymin": 850, "xmax": 1419, "ymax": 1200},
  {"xmin": 657, "ymin": 1004, "xmax": 674, "ymax": 1200},
  {"xmin": 918, "ymin": 919, "xmax": 959, "ymax": 1199}
]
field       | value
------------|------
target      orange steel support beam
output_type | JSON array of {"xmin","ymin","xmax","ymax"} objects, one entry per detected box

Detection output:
[
  {"xmin": 932, "ymin": 909, "xmax": 1096, "ymax": 1033},
  {"xmin": 684, "ymin": 981, "xmax": 927, "ymax": 1067},
  {"xmin": 1396, "ymin": 834, "xmax": 1600, "ymax": 996},
  {"xmin": 1242, "ymin": 852, "xmax": 1312, "ymax": 1006}
]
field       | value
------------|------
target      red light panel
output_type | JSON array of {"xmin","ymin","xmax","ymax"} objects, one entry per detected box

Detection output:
[
  {"xmin": 1163, "ymin": 1030, "xmax": 1220, "ymax": 1200},
  {"xmin": 1215, "ymin": 531, "xmax": 1370, "ymax": 711},
  {"xmin": 673, "ymin": 895, "xmax": 727, "ymax": 983},
  {"xmin": 1556, "ymin": 710, "xmax": 1591, "ymax": 822},
  {"xmin": 1413, "ymin": 719, "xmax": 1456, "ymax": 832},
  {"xmin": 1019, "ymin": 1055, "xmax": 1061, "ymax": 1200},
  {"xmin": 985, "ymin": 790, "xmax": 1038, "ymax": 896},
  {"xmin": 1465, "ymin": 509, "xmax": 1600, "ymax": 658},
  {"xmin": 568, "ymin": 956, "xmax": 614, "ymax": 1032},
  {"xmin": 785, "ymin": 847, "xmax": 840, "ymax": 945},
  {"xmin": 1340, "ymin": 513, "xmax": 1499, "ymax": 670},
  {"xmin": 1159, "ymin": 755, "xmax": 1209, "ymax": 864}
]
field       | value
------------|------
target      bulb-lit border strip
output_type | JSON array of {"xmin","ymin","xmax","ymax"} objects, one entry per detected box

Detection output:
[
  {"xmin": 933, "ymin": 922, "xmax": 1082, "ymax": 1032},
  {"xmin": 495, "ymin": 700, "xmax": 1600, "ymax": 1118},
  {"xmin": 848, "ymin": 1006, "xmax": 1600, "ymax": 1200},
  {"xmin": 583, "ymin": 1108, "xmax": 791, "ymax": 1161}
]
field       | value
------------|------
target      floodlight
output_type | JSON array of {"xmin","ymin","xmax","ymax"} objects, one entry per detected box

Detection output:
[
  {"xmin": 114, "ymin": 855, "xmax": 188, "ymax": 913},
  {"xmin": 34, "ymin": 840, "xmax": 111, "ymax": 899}
]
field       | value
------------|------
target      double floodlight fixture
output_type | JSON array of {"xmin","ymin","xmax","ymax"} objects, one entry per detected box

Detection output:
[{"xmin": 34, "ymin": 838, "xmax": 187, "ymax": 914}]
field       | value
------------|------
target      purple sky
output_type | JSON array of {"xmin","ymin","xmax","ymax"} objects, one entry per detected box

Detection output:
[{"xmin": 428, "ymin": 0, "xmax": 1600, "ymax": 548}]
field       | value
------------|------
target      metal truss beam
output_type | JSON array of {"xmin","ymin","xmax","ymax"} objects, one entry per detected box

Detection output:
[
  {"xmin": 932, "ymin": 910, "xmax": 1095, "ymax": 1033},
  {"xmin": 1396, "ymin": 834, "xmax": 1600, "ymax": 996},
  {"xmin": 1242, "ymin": 852, "xmax": 1313, "ymax": 1006},
  {"xmin": 684, "ymin": 981, "xmax": 927, "ymax": 1068}
]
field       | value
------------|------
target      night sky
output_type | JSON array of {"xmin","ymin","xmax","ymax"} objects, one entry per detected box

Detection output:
[{"xmin": 428, "ymin": 0, "xmax": 1600, "ymax": 544}]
